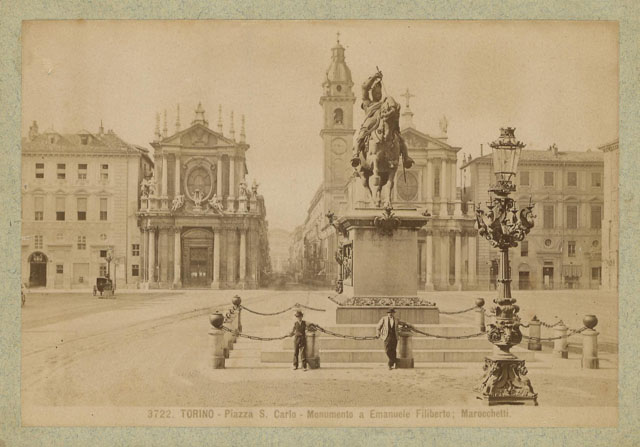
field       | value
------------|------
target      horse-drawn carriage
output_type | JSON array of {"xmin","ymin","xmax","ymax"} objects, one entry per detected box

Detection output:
[{"xmin": 93, "ymin": 277, "xmax": 115, "ymax": 297}]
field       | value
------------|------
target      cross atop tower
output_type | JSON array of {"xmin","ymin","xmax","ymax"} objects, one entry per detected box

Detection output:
[
  {"xmin": 400, "ymin": 88, "xmax": 415, "ymax": 108},
  {"xmin": 336, "ymin": 31, "xmax": 341, "ymax": 45}
]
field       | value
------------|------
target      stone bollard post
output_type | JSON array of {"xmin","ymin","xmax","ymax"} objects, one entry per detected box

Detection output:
[
  {"xmin": 396, "ymin": 327, "xmax": 414, "ymax": 368},
  {"xmin": 475, "ymin": 298, "xmax": 486, "ymax": 333},
  {"xmin": 305, "ymin": 325, "xmax": 320, "ymax": 369},
  {"xmin": 581, "ymin": 315, "xmax": 600, "ymax": 369},
  {"xmin": 209, "ymin": 312, "xmax": 226, "ymax": 369},
  {"xmin": 527, "ymin": 316, "xmax": 542, "ymax": 351},
  {"xmin": 553, "ymin": 321, "xmax": 568, "ymax": 359}
]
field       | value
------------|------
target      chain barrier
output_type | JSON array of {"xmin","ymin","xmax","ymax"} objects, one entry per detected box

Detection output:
[
  {"xmin": 221, "ymin": 325, "xmax": 292, "ymax": 341},
  {"xmin": 522, "ymin": 326, "xmax": 588, "ymax": 342},
  {"xmin": 404, "ymin": 324, "xmax": 486, "ymax": 340},
  {"xmin": 240, "ymin": 303, "xmax": 325, "ymax": 317},
  {"xmin": 540, "ymin": 320, "xmax": 564, "ymax": 329},
  {"xmin": 439, "ymin": 306, "xmax": 477, "ymax": 315},
  {"xmin": 309, "ymin": 323, "xmax": 380, "ymax": 341}
]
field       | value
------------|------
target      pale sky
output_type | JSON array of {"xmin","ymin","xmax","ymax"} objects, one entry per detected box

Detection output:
[{"xmin": 22, "ymin": 20, "xmax": 618, "ymax": 231}]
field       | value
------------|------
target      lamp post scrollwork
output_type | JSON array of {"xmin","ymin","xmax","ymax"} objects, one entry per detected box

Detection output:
[{"xmin": 473, "ymin": 127, "xmax": 538, "ymax": 406}]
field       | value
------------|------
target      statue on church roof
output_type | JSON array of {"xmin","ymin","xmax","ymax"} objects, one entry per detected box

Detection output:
[
  {"xmin": 171, "ymin": 194, "xmax": 185, "ymax": 212},
  {"xmin": 239, "ymin": 180, "xmax": 249, "ymax": 199},
  {"xmin": 251, "ymin": 179, "xmax": 259, "ymax": 198},
  {"xmin": 439, "ymin": 115, "xmax": 449, "ymax": 135},
  {"xmin": 208, "ymin": 194, "xmax": 224, "ymax": 214},
  {"xmin": 350, "ymin": 69, "xmax": 415, "ymax": 207}
]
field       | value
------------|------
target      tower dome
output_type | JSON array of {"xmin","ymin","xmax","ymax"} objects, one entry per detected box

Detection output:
[{"xmin": 324, "ymin": 33, "xmax": 353, "ymax": 86}]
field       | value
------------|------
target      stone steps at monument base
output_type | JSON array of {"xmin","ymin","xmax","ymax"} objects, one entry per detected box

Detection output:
[
  {"xmin": 260, "ymin": 347, "xmax": 536, "ymax": 363},
  {"xmin": 280, "ymin": 337, "xmax": 491, "ymax": 350},
  {"xmin": 225, "ymin": 359, "xmax": 549, "ymax": 369},
  {"xmin": 307, "ymin": 324, "xmax": 484, "ymax": 337}
]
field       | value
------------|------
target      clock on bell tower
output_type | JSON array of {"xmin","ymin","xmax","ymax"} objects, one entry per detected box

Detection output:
[{"xmin": 320, "ymin": 34, "xmax": 356, "ymax": 193}]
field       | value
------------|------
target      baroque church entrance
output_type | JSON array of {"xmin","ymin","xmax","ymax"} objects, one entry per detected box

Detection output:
[{"xmin": 182, "ymin": 228, "xmax": 213, "ymax": 288}]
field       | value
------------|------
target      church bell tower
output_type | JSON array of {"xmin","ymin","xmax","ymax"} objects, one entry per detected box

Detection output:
[{"xmin": 319, "ymin": 34, "xmax": 356, "ymax": 201}]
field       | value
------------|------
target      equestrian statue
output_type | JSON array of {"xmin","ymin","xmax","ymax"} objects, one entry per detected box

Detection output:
[{"xmin": 350, "ymin": 69, "xmax": 414, "ymax": 208}]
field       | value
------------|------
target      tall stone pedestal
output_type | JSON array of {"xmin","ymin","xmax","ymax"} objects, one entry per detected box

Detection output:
[{"xmin": 333, "ymin": 207, "xmax": 438, "ymax": 324}]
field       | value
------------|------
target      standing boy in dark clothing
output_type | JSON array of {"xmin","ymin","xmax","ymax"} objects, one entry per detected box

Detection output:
[{"xmin": 289, "ymin": 310, "xmax": 307, "ymax": 371}]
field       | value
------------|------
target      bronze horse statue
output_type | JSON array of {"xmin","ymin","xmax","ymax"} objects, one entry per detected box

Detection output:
[
  {"xmin": 354, "ymin": 96, "xmax": 406, "ymax": 207},
  {"xmin": 351, "ymin": 71, "xmax": 413, "ymax": 208}
]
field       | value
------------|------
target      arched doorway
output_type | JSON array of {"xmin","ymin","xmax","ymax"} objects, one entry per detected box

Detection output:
[
  {"xmin": 181, "ymin": 228, "xmax": 214, "ymax": 288},
  {"xmin": 28, "ymin": 251, "xmax": 48, "ymax": 288}
]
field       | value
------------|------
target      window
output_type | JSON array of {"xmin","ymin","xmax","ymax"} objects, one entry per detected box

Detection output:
[
  {"xmin": 80, "ymin": 135, "xmax": 88, "ymax": 145},
  {"xmin": 568, "ymin": 241, "xmax": 576, "ymax": 257},
  {"xmin": 35, "ymin": 163, "xmax": 44, "ymax": 179},
  {"xmin": 57, "ymin": 163, "xmax": 66, "ymax": 180},
  {"xmin": 434, "ymin": 167, "xmax": 440, "ymax": 196},
  {"xmin": 591, "ymin": 205, "xmax": 602, "ymax": 229},
  {"xmin": 34, "ymin": 235, "xmax": 43, "ymax": 250},
  {"xmin": 77, "ymin": 197, "xmax": 87, "ymax": 221},
  {"xmin": 99, "ymin": 264, "xmax": 107, "ymax": 277},
  {"xmin": 566, "ymin": 205, "xmax": 578, "ymax": 229},
  {"xmin": 34, "ymin": 196, "xmax": 44, "ymax": 221},
  {"xmin": 567, "ymin": 171, "xmax": 577, "ymax": 187},
  {"xmin": 100, "ymin": 198, "xmax": 108, "ymax": 221},
  {"xmin": 56, "ymin": 196, "xmax": 65, "ymax": 221},
  {"xmin": 132, "ymin": 264, "xmax": 140, "ymax": 277},
  {"xmin": 543, "ymin": 205, "xmax": 554, "ymax": 229},
  {"xmin": 520, "ymin": 171, "xmax": 530, "ymax": 186},
  {"xmin": 100, "ymin": 250, "xmax": 108, "ymax": 258},
  {"xmin": 544, "ymin": 171, "xmax": 554, "ymax": 186},
  {"xmin": 132, "ymin": 244, "xmax": 140, "ymax": 256},
  {"xmin": 521, "ymin": 241, "xmax": 528, "ymax": 257},
  {"xmin": 592, "ymin": 267, "xmax": 602, "ymax": 281},
  {"xmin": 77, "ymin": 236, "xmax": 86, "ymax": 250},
  {"xmin": 591, "ymin": 172, "xmax": 601, "ymax": 187},
  {"xmin": 56, "ymin": 264, "xmax": 64, "ymax": 274},
  {"xmin": 333, "ymin": 108, "xmax": 343, "ymax": 124},
  {"xmin": 78, "ymin": 163, "xmax": 87, "ymax": 180},
  {"xmin": 100, "ymin": 164, "xmax": 109, "ymax": 181}
]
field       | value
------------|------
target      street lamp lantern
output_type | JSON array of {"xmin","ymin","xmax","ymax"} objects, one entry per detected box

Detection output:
[
  {"xmin": 490, "ymin": 127, "xmax": 525, "ymax": 194},
  {"xmin": 474, "ymin": 127, "xmax": 538, "ymax": 406}
]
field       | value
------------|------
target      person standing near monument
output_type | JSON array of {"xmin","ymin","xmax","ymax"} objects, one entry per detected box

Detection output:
[
  {"xmin": 289, "ymin": 310, "xmax": 308, "ymax": 371},
  {"xmin": 376, "ymin": 308, "xmax": 401, "ymax": 370}
]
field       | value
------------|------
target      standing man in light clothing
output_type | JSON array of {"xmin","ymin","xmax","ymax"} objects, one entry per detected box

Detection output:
[{"xmin": 377, "ymin": 308, "xmax": 401, "ymax": 370}]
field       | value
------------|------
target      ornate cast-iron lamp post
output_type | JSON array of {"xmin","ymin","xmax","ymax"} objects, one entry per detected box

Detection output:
[
  {"xmin": 474, "ymin": 127, "xmax": 538, "ymax": 406},
  {"xmin": 105, "ymin": 249, "xmax": 113, "ymax": 279}
]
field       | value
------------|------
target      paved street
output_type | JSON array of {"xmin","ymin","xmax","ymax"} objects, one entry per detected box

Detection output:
[{"xmin": 22, "ymin": 288, "xmax": 617, "ymax": 410}]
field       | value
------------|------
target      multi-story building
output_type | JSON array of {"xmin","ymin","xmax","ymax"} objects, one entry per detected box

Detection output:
[
  {"xmin": 293, "ymin": 38, "xmax": 477, "ymax": 290},
  {"xmin": 461, "ymin": 143, "xmax": 604, "ymax": 290},
  {"xmin": 136, "ymin": 103, "xmax": 269, "ymax": 289},
  {"xmin": 21, "ymin": 121, "xmax": 152, "ymax": 289},
  {"xmin": 599, "ymin": 139, "xmax": 619, "ymax": 290}
]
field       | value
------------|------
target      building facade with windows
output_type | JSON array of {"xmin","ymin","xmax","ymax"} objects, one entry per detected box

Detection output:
[
  {"xmin": 599, "ymin": 139, "xmax": 619, "ymax": 290},
  {"xmin": 136, "ymin": 103, "xmax": 269, "ymax": 289},
  {"xmin": 461, "ymin": 144, "xmax": 604, "ymax": 290},
  {"xmin": 21, "ymin": 121, "xmax": 152, "ymax": 289},
  {"xmin": 292, "ymin": 38, "xmax": 477, "ymax": 290}
]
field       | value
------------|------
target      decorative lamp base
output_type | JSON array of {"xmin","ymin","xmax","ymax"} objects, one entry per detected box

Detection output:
[{"xmin": 474, "ymin": 357, "xmax": 538, "ymax": 406}]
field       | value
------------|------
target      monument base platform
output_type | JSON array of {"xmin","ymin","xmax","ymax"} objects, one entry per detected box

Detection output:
[{"xmin": 336, "ymin": 305, "xmax": 439, "ymax": 324}]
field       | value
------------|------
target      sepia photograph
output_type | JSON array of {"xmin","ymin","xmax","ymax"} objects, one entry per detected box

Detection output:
[{"xmin": 18, "ymin": 19, "xmax": 619, "ymax": 430}]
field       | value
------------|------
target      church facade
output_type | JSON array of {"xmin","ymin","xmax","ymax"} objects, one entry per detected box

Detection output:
[
  {"xmin": 137, "ymin": 104, "xmax": 269, "ymax": 289},
  {"xmin": 291, "ymin": 38, "xmax": 477, "ymax": 291}
]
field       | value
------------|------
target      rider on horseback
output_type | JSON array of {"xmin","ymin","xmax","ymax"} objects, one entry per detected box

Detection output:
[{"xmin": 350, "ymin": 70, "xmax": 414, "ymax": 170}]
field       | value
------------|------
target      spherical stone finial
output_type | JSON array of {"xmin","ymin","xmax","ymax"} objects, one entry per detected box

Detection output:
[
  {"xmin": 232, "ymin": 295, "xmax": 242, "ymax": 307},
  {"xmin": 209, "ymin": 312, "xmax": 224, "ymax": 329},
  {"xmin": 583, "ymin": 314, "xmax": 598, "ymax": 329},
  {"xmin": 475, "ymin": 298, "xmax": 485, "ymax": 308}
]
